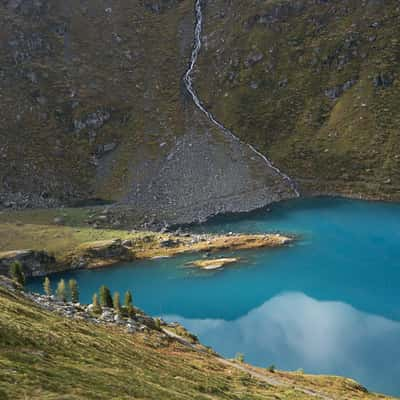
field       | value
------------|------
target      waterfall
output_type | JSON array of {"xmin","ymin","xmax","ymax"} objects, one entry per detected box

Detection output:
[{"xmin": 183, "ymin": 0, "xmax": 300, "ymax": 197}]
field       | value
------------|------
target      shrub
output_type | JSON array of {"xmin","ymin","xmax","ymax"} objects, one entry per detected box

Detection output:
[
  {"xmin": 267, "ymin": 365, "xmax": 276, "ymax": 373},
  {"xmin": 9, "ymin": 261, "xmax": 25, "ymax": 287},
  {"xmin": 235, "ymin": 353, "xmax": 245, "ymax": 363},
  {"xmin": 43, "ymin": 276, "xmax": 51, "ymax": 296},
  {"xmin": 56, "ymin": 279, "xmax": 67, "ymax": 302},
  {"xmin": 154, "ymin": 317, "xmax": 161, "ymax": 330},
  {"xmin": 113, "ymin": 292, "xmax": 121, "ymax": 314},
  {"xmin": 99, "ymin": 285, "xmax": 113, "ymax": 307},
  {"xmin": 69, "ymin": 279, "xmax": 79, "ymax": 303},
  {"xmin": 92, "ymin": 293, "xmax": 102, "ymax": 314}
]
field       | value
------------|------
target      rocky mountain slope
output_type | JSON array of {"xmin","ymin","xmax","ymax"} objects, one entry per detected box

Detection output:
[
  {"xmin": 0, "ymin": 277, "xmax": 395, "ymax": 399},
  {"xmin": 1, "ymin": 0, "xmax": 399, "ymax": 224},
  {"xmin": 196, "ymin": 0, "xmax": 400, "ymax": 199}
]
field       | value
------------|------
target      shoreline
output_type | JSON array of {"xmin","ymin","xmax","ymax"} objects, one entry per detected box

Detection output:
[
  {"xmin": 1, "ymin": 192, "xmax": 398, "ymax": 278},
  {"xmin": 2, "ymin": 190, "xmax": 400, "ymax": 231},
  {"xmin": 1, "ymin": 275, "xmax": 382, "ymax": 399},
  {"xmin": 177, "ymin": 192, "xmax": 400, "ymax": 230},
  {"xmin": 0, "ymin": 232, "xmax": 293, "ymax": 277},
  {"xmin": 63, "ymin": 232, "xmax": 293, "ymax": 273}
]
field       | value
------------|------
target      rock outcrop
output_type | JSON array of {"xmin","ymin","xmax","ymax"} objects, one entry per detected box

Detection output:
[
  {"xmin": 70, "ymin": 239, "xmax": 134, "ymax": 269},
  {"xmin": 0, "ymin": 249, "xmax": 56, "ymax": 277}
]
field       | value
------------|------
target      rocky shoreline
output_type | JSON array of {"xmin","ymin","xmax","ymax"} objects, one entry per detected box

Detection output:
[
  {"xmin": 3, "ymin": 191, "xmax": 399, "ymax": 232},
  {"xmin": 0, "ymin": 232, "xmax": 293, "ymax": 278},
  {"xmin": 2, "ymin": 189, "xmax": 396, "ymax": 280}
]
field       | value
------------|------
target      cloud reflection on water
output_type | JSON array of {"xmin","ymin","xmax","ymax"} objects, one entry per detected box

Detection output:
[{"xmin": 163, "ymin": 292, "xmax": 400, "ymax": 395}]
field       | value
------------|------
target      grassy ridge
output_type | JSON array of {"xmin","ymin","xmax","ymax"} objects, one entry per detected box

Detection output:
[
  {"xmin": 0, "ymin": 278, "xmax": 394, "ymax": 399},
  {"xmin": 0, "ymin": 207, "xmax": 145, "ymax": 258}
]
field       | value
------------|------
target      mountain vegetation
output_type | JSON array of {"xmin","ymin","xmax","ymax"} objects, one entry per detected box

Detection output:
[
  {"xmin": 1, "ymin": 0, "xmax": 398, "ymax": 223},
  {"xmin": 0, "ymin": 277, "xmax": 395, "ymax": 400}
]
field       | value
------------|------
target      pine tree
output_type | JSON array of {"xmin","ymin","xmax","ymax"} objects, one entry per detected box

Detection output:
[
  {"xmin": 113, "ymin": 292, "xmax": 121, "ymax": 314},
  {"xmin": 56, "ymin": 279, "xmax": 67, "ymax": 302},
  {"xmin": 124, "ymin": 290, "xmax": 134, "ymax": 317},
  {"xmin": 69, "ymin": 279, "xmax": 79, "ymax": 303},
  {"xmin": 99, "ymin": 285, "xmax": 113, "ymax": 307},
  {"xmin": 9, "ymin": 261, "xmax": 25, "ymax": 287},
  {"xmin": 124, "ymin": 290, "xmax": 133, "ymax": 307},
  {"xmin": 43, "ymin": 276, "xmax": 51, "ymax": 296},
  {"xmin": 92, "ymin": 293, "xmax": 102, "ymax": 314}
]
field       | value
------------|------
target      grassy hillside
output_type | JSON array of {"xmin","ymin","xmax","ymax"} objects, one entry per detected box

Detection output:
[
  {"xmin": 1, "ymin": 0, "xmax": 399, "ymax": 214},
  {"xmin": 0, "ymin": 206, "xmax": 144, "ymax": 258},
  {"xmin": 0, "ymin": 0, "xmax": 193, "ymax": 205},
  {"xmin": 0, "ymin": 278, "xmax": 395, "ymax": 399},
  {"xmin": 196, "ymin": 0, "xmax": 400, "ymax": 199}
]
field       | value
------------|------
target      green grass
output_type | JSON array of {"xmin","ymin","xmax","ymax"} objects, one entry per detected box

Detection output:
[
  {"xmin": 0, "ymin": 207, "xmax": 157, "ymax": 260},
  {"xmin": 0, "ymin": 279, "xmax": 394, "ymax": 399}
]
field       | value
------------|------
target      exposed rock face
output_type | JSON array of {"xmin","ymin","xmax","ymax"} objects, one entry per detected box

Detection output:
[
  {"xmin": 0, "ymin": 249, "xmax": 56, "ymax": 277},
  {"xmin": 72, "ymin": 239, "xmax": 134, "ymax": 268},
  {"xmin": 325, "ymin": 79, "xmax": 358, "ymax": 100}
]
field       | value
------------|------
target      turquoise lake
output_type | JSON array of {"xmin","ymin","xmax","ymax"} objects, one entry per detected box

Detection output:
[{"xmin": 27, "ymin": 197, "xmax": 400, "ymax": 396}]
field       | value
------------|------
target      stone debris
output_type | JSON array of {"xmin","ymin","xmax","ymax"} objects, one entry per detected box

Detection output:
[{"xmin": 21, "ymin": 287, "xmax": 161, "ymax": 335}]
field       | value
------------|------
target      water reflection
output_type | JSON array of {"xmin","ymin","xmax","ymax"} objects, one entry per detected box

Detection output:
[{"xmin": 163, "ymin": 292, "xmax": 400, "ymax": 395}]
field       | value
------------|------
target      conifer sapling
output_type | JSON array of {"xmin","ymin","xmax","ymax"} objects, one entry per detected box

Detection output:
[
  {"xmin": 69, "ymin": 279, "xmax": 79, "ymax": 303},
  {"xmin": 113, "ymin": 292, "xmax": 121, "ymax": 314},
  {"xmin": 99, "ymin": 285, "xmax": 113, "ymax": 307},
  {"xmin": 43, "ymin": 276, "xmax": 51, "ymax": 296},
  {"xmin": 9, "ymin": 261, "xmax": 25, "ymax": 287},
  {"xmin": 56, "ymin": 279, "xmax": 67, "ymax": 302},
  {"xmin": 92, "ymin": 293, "xmax": 102, "ymax": 314}
]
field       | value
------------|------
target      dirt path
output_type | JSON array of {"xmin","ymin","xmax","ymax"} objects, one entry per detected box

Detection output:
[{"xmin": 162, "ymin": 328, "xmax": 334, "ymax": 400}]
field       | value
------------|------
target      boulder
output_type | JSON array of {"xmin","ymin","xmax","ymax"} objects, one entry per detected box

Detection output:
[
  {"xmin": 53, "ymin": 217, "xmax": 64, "ymax": 225},
  {"xmin": 373, "ymin": 73, "xmax": 394, "ymax": 88},
  {"xmin": 126, "ymin": 324, "xmax": 137, "ymax": 333},
  {"xmin": 100, "ymin": 309, "xmax": 114, "ymax": 321},
  {"xmin": 245, "ymin": 51, "xmax": 264, "ymax": 67},
  {"xmin": 0, "ymin": 249, "xmax": 56, "ymax": 277}
]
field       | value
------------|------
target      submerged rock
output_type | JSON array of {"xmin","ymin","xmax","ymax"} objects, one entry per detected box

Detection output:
[{"xmin": 189, "ymin": 257, "xmax": 239, "ymax": 270}]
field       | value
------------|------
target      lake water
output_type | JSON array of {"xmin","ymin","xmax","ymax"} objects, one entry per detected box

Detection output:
[{"xmin": 27, "ymin": 197, "xmax": 400, "ymax": 396}]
